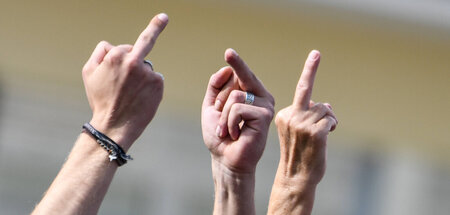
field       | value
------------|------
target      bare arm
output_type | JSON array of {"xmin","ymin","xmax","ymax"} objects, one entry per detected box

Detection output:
[
  {"xmin": 32, "ymin": 13, "xmax": 169, "ymax": 215},
  {"xmin": 201, "ymin": 49, "xmax": 275, "ymax": 215},
  {"xmin": 267, "ymin": 50, "xmax": 338, "ymax": 215}
]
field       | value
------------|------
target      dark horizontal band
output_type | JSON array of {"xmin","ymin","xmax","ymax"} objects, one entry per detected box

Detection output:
[{"xmin": 82, "ymin": 123, "xmax": 132, "ymax": 166}]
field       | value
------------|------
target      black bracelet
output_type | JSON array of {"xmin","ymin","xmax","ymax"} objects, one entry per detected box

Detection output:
[{"xmin": 82, "ymin": 123, "xmax": 133, "ymax": 166}]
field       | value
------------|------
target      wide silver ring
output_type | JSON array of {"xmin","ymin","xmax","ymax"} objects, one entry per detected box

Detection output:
[
  {"xmin": 144, "ymin": 60, "xmax": 154, "ymax": 71},
  {"xmin": 244, "ymin": 92, "xmax": 255, "ymax": 105}
]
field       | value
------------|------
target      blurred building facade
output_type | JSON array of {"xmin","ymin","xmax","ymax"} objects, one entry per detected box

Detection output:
[{"xmin": 0, "ymin": 0, "xmax": 449, "ymax": 214}]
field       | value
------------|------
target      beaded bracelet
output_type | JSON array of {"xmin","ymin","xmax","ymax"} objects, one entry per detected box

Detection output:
[{"xmin": 82, "ymin": 123, "xmax": 132, "ymax": 166}]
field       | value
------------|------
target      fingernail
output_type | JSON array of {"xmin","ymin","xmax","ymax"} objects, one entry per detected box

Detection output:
[
  {"xmin": 157, "ymin": 13, "xmax": 169, "ymax": 22},
  {"xmin": 309, "ymin": 50, "xmax": 319, "ymax": 60},
  {"xmin": 230, "ymin": 48, "xmax": 237, "ymax": 56},
  {"xmin": 215, "ymin": 100, "xmax": 222, "ymax": 110},
  {"xmin": 216, "ymin": 125, "xmax": 221, "ymax": 137},
  {"xmin": 156, "ymin": 72, "xmax": 164, "ymax": 80}
]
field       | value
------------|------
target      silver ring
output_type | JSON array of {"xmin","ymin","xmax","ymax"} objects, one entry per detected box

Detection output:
[
  {"xmin": 244, "ymin": 92, "xmax": 255, "ymax": 105},
  {"xmin": 144, "ymin": 60, "xmax": 154, "ymax": 71}
]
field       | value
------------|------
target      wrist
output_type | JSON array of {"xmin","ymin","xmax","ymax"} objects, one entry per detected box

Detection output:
[
  {"xmin": 268, "ymin": 178, "xmax": 316, "ymax": 215},
  {"xmin": 268, "ymin": 167, "xmax": 317, "ymax": 215},
  {"xmin": 89, "ymin": 118, "xmax": 134, "ymax": 152},
  {"xmin": 272, "ymin": 174, "xmax": 317, "ymax": 194},
  {"xmin": 211, "ymin": 159, "xmax": 256, "ymax": 215},
  {"xmin": 273, "ymin": 157, "xmax": 322, "ymax": 192},
  {"xmin": 277, "ymin": 137, "xmax": 326, "ymax": 185},
  {"xmin": 211, "ymin": 158, "xmax": 255, "ymax": 188}
]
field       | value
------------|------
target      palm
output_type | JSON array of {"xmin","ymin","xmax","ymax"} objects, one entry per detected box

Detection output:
[{"xmin": 202, "ymin": 104, "xmax": 266, "ymax": 173}]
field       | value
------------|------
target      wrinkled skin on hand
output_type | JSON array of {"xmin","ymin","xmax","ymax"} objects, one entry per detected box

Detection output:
[
  {"xmin": 268, "ymin": 50, "xmax": 338, "ymax": 215},
  {"xmin": 274, "ymin": 50, "xmax": 337, "ymax": 184}
]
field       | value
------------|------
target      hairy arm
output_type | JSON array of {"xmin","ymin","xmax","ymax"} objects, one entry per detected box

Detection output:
[
  {"xmin": 32, "ymin": 13, "xmax": 169, "ymax": 215},
  {"xmin": 32, "ymin": 134, "xmax": 120, "ymax": 214}
]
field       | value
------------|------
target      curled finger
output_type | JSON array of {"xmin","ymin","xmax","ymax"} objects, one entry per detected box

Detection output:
[
  {"xmin": 316, "ymin": 115, "xmax": 337, "ymax": 132},
  {"xmin": 323, "ymin": 103, "xmax": 338, "ymax": 125},
  {"xmin": 83, "ymin": 41, "xmax": 114, "ymax": 74},
  {"xmin": 307, "ymin": 103, "xmax": 330, "ymax": 123},
  {"xmin": 227, "ymin": 103, "xmax": 273, "ymax": 140},
  {"xmin": 217, "ymin": 90, "xmax": 269, "ymax": 138},
  {"xmin": 214, "ymin": 67, "xmax": 239, "ymax": 110},
  {"xmin": 103, "ymin": 46, "xmax": 130, "ymax": 65},
  {"xmin": 203, "ymin": 67, "xmax": 234, "ymax": 107}
]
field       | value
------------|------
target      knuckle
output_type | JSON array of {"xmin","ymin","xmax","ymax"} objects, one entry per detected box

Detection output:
[
  {"xmin": 149, "ymin": 73, "xmax": 164, "ymax": 88},
  {"xmin": 229, "ymin": 90, "xmax": 242, "ymax": 102},
  {"xmin": 209, "ymin": 73, "xmax": 221, "ymax": 88},
  {"xmin": 105, "ymin": 49, "xmax": 124, "ymax": 64},
  {"xmin": 310, "ymin": 128, "xmax": 328, "ymax": 140},
  {"xmin": 230, "ymin": 103, "xmax": 242, "ymax": 114},
  {"xmin": 97, "ymin": 40, "xmax": 109, "ymax": 48},
  {"xmin": 297, "ymin": 82, "xmax": 309, "ymax": 92},
  {"xmin": 315, "ymin": 103, "xmax": 325, "ymax": 110},
  {"xmin": 208, "ymin": 74, "xmax": 216, "ymax": 85},
  {"xmin": 294, "ymin": 123, "xmax": 312, "ymax": 137},
  {"xmin": 81, "ymin": 64, "xmax": 91, "ymax": 76},
  {"xmin": 275, "ymin": 109, "xmax": 289, "ymax": 127},
  {"xmin": 268, "ymin": 106, "xmax": 275, "ymax": 119},
  {"xmin": 261, "ymin": 108, "xmax": 274, "ymax": 121},
  {"xmin": 311, "ymin": 102, "xmax": 325, "ymax": 111},
  {"xmin": 267, "ymin": 93, "xmax": 275, "ymax": 106},
  {"xmin": 141, "ymin": 34, "xmax": 151, "ymax": 43},
  {"xmin": 124, "ymin": 56, "xmax": 140, "ymax": 70},
  {"xmin": 142, "ymin": 32, "xmax": 156, "ymax": 46},
  {"xmin": 265, "ymin": 96, "xmax": 275, "ymax": 114}
]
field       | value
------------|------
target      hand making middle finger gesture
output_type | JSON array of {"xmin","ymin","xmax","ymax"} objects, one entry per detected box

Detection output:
[
  {"xmin": 268, "ymin": 50, "xmax": 338, "ymax": 215},
  {"xmin": 202, "ymin": 49, "xmax": 275, "ymax": 215},
  {"xmin": 83, "ymin": 13, "xmax": 169, "ymax": 151},
  {"xmin": 202, "ymin": 48, "xmax": 275, "ymax": 174}
]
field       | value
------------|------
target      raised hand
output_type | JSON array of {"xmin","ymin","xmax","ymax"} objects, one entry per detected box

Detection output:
[
  {"xmin": 32, "ymin": 14, "xmax": 169, "ymax": 215},
  {"xmin": 268, "ymin": 50, "xmax": 338, "ymax": 215},
  {"xmin": 201, "ymin": 49, "xmax": 274, "ymax": 215},
  {"xmin": 83, "ymin": 13, "xmax": 169, "ymax": 151},
  {"xmin": 202, "ymin": 48, "xmax": 275, "ymax": 174}
]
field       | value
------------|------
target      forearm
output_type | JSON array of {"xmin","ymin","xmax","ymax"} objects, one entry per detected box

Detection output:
[
  {"xmin": 211, "ymin": 159, "xmax": 256, "ymax": 215},
  {"xmin": 267, "ymin": 159, "xmax": 318, "ymax": 215},
  {"xmin": 32, "ymin": 133, "xmax": 119, "ymax": 215},
  {"xmin": 267, "ymin": 169, "xmax": 317, "ymax": 215}
]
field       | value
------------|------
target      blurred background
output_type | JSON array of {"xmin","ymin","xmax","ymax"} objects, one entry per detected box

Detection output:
[{"xmin": 1, "ymin": 0, "xmax": 449, "ymax": 214}]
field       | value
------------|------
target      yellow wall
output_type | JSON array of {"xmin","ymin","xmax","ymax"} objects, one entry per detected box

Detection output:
[{"xmin": 1, "ymin": 0, "xmax": 449, "ymax": 160}]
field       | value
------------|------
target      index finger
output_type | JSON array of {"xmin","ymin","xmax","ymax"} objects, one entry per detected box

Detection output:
[
  {"xmin": 293, "ymin": 50, "xmax": 321, "ymax": 110},
  {"xmin": 131, "ymin": 13, "xmax": 169, "ymax": 60},
  {"xmin": 203, "ymin": 67, "xmax": 234, "ymax": 107},
  {"xmin": 224, "ymin": 48, "xmax": 267, "ymax": 96}
]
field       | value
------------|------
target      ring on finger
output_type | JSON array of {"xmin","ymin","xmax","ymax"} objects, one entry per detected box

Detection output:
[
  {"xmin": 143, "ymin": 59, "xmax": 154, "ymax": 71},
  {"xmin": 244, "ymin": 92, "xmax": 255, "ymax": 105}
]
